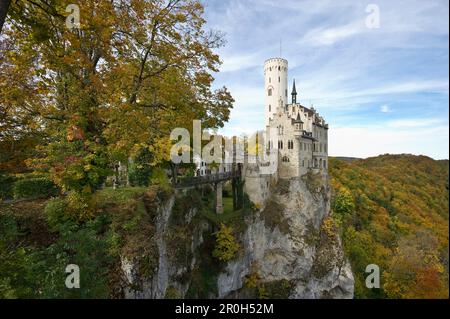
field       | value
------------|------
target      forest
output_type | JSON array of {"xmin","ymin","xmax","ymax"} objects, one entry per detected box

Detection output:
[
  {"xmin": 0, "ymin": 0, "xmax": 448, "ymax": 300},
  {"xmin": 330, "ymin": 154, "xmax": 449, "ymax": 298},
  {"xmin": 0, "ymin": 0, "xmax": 234, "ymax": 298}
]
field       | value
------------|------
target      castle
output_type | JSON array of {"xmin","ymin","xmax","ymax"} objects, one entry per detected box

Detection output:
[
  {"xmin": 193, "ymin": 57, "xmax": 329, "ymax": 179},
  {"xmin": 263, "ymin": 57, "xmax": 329, "ymax": 178},
  {"xmin": 189, "ymin": 57, "xmax": 329, "ymax": 209}
]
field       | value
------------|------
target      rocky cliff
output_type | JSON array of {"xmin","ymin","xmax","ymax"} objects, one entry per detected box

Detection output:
[{"xmin": 121, "ymin": 172, "xmax": 354, "ymax": 299}]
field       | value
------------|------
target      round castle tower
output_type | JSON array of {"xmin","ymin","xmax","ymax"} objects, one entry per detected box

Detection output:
[{"xmin": 264, "ymin": 58, "xmax": 288, "ymax": 127}]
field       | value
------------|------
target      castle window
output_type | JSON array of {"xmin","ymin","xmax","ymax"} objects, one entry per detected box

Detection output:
[
  {"xmin": 323, "ymin": 160, "xmax": 327, "ymax": 168},
  {"xmin": 269, "ymin": 77, "xmax": 271, "ymax": 83},
  {"xmin": 285, "ymin": 89, "xmax": 288, "ymax": 97},
  {"xmin": 268, "ymin": 88, "xmax": 272, "ymax": 96},
  {"xmin": 278, "ymin": 76, "xmax": 280, "ymax": 82},
  {"xmin": 278, "ymin": 66, "xmax": 281, "ymax": 71},
  {"xmin": 269, "ymin": 104, "xmax": 271, "ymax": 112},
  {"xmin": 302, "ymin": 160, "xmax": 305, "ymax": 167},
  {"xmin": 282, "ymin": 156, "xmax": 289, "ymax": 162},
  {"xmin": 288, "ymin": 140, "xmax": 294, "ymax": 149}
]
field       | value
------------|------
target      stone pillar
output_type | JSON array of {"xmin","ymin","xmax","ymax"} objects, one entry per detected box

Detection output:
[{"xmin": 216, "ymin": 182, "xmax": 223, "ymax": 215}]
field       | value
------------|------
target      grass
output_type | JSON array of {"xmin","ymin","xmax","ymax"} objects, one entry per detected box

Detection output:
[
  {"xmin": 200, "ymin": 199, "xmax": 248, "ymax": 235},
  {"xmin": 223, "ymin": 197, "xmax": 234, "ymax": 214},
  {"xmin": 95, "ymin": 187, "xmax": 148, "ymax": 206}
]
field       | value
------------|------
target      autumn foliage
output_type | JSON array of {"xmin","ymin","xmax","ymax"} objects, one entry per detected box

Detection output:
[{"xmin": 330, "ymin": 155, "xmax": 449, "ymax": 299}]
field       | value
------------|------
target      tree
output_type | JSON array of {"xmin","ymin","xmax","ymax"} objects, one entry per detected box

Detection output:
[
  {"xmin": 0, "ymin": 0, "xmax": 11, "ymax": 33},
  {"xmin": 332, "ymin": 187, "xmax": 355, "ymax": 224},
  {"xmin": 1, "ymin": 0, "xmax": 233, "ymax": 214},
  {"xmin": 212, "ymin": 223, "xmax": 240, "ymax": 262}
]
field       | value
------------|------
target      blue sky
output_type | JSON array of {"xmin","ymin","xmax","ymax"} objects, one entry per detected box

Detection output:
[{"xmin": 203, "ymin": 0, "xmax": 449, "ymax": 159}]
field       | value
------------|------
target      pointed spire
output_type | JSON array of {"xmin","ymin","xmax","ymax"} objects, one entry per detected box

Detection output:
[{"xmin": 291, "ymin": 79, "xmax": 297, "ymax": 104}]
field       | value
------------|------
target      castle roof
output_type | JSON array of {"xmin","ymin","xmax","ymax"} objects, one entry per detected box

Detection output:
[
  {"xmin": 291, "ymin": 79, "xmax": 297, "ymax": 95},
  {"xmin": 292, "ymin": 113, "xmax": 303, "ymax": 123}
]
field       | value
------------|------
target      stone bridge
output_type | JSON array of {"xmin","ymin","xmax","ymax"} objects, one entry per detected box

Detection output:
[{"xmin": 173, "ymin": 170, "xmax": 243, "ymax": 214}]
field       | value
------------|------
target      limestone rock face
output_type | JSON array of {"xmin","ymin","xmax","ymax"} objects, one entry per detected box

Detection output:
[
  {"xmin": 121, "ymin": 173, "xmax": 354, "ymax": 299},
  {"xmin": 217, "ymin": 173, "xmax": 354, "ymax": 299}
]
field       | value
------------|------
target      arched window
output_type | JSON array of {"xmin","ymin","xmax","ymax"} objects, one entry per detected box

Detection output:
[{"xmin": 268, "ymin": 88, "xmax": 272, "ymax": 96}]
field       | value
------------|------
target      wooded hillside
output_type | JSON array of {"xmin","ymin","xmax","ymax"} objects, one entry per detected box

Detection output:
[{"xmin": 330, "ymin": 154, "xmax": 449, "ymax": 298}]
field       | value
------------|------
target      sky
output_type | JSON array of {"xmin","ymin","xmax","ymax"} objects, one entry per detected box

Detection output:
[{"xmin": 202, "ymin": 0, "xmax": 449, "ymax": 159}]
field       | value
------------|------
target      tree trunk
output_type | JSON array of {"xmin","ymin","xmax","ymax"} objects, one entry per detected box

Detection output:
[{"xmin": 0, "ymin": 0, "xmax": 11, "ymax": 34}]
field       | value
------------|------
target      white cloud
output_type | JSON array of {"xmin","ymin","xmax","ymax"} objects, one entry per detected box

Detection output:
[
  {"xmin": 205, "ymin": 0, "xmax": 449, "ymax": 159},
  {"xmin": 301, "ymin": 21, "xmax": 366, "ymax": 46},
  {"xmin": 385, "ymin": 118, "xmax": 445, "ymax": 128},
  {"xmin": 380, "ymin": 105, "xmax": 391, "ymax": 113},
  {"xmin": 330, "ymin": 122, "xmax": 449, "ymax": 159}
]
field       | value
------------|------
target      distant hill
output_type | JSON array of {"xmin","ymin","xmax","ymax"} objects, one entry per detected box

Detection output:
[
  {"xmin": 330, "ymin": 156, "xmax": 362, "ymax": 162},
  {"xmin": 329, "ymin": 154, "xmax": 449, "ymax": 299}
]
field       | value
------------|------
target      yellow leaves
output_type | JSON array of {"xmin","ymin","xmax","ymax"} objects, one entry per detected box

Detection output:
[
  {"xmin": 244, "ymin": 272, "xmax": 260, "ymax": 289},
  {"xmin": 212, "ymin": 223, "xmax": 240, "ymax": 262},
  {"xmin": 321, "ymin": 217, "xmax": 336, "ymax": 240}
]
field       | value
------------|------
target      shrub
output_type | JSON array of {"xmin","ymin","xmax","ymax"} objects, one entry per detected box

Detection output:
[
  {"xmin": 150, "ymin": 167, "xmax": 171, "ymax": 193},
  {"xmin": 165, "ymin": 286, "xmax": 182, "ymax": 299},
  {"xmin": 66, "ymin": 191, "xmax": 96, "ymax": 222},
  {"xmin": 212, "ymin": 223, "xmax": 240, "ymax": 262},
  {"xmin": 129, "ymin": 148, "xmax": 154, "ymax": 187},
  {"xmin": 44, "ymin": 198, "xmax": 76, "ymax": 233},
  {"xmin": 13, "ymin": 177, "xmax": 59, "ymax": 200},
  {"xmin": 0, "ymin": 174, "xmax": 16, "ymax": 200}
]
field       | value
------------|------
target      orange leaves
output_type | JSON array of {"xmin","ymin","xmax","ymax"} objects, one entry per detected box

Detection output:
[{"xmin": 66, "ymin": 125, "xmax": 85, "ymax": 142}]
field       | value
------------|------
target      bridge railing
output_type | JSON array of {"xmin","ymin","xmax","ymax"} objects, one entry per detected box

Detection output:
[{"xmin": 173, "ymin": 170, "xmax": 241, "ymax": 188}]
